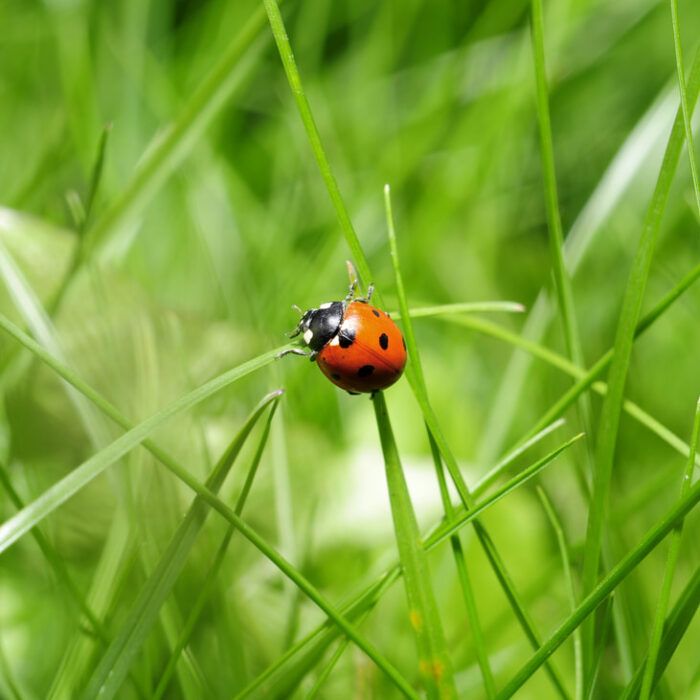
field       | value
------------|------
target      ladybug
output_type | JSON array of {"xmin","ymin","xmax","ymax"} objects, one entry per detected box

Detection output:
[{"xmin": 279, "ymin": 282, "xmax": 407, "ymax": 394}]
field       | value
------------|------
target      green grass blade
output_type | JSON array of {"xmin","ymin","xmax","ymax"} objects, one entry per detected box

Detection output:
[
  {"xmin": 0, "ymin": 340, "xmax": 281, "ymax": 555},
  {"xmin": 384, "ymin": 185, "xmax": 570, "ymax": 699},
  {"xmin": 442, "ymin": 314, "xmax": 700, "ymax": 470},
  {"xmin": 394, "ymin": 302, "xmax": 526, "ymax": 318},
  {"xmin": 153, "ymin": 401, "xmax": 280, "ymax": 699},
  {"xmin": 473, "ymin": 418, "xmax": 567, "ymax": 497},
  {"xmin": 669, "ymin": 0, "xmax": 700, "ymax": 216},
  {"xmin": 639, "ymin": 396, "xmax": 700, "ymax": 700},
  {"xmin": 373, "ymin": 391, "xmax": 457, "ymax": 699},
  {"xmin": 537, "ymin": 487, "xmax": 583, "ymax": 700},
  {"xmin": 82, "ymin": 392, "xmax": 281, "ymax": 700},
  {"xmin": 429, "ymin": 429, "xmax": 496, "ymax": 698},
  {"xmin": 496, "ymin": 473, "xmax": 700, "ymax": 698},
  {"xmin": 263, "ymin": 0, "xmax": 371, "ymax": 290},
  {"xmin": 581, "ymin": 47, "xmax": 700, "ymax": 667},
  {"xmin": 82, "ymin": 4, "xmax": 271, "ymax": 259},
  {"xmin": 619, "ymin": 566, "xmax": 700, "ymax": 700},
  {"xmin": 429, "ymin": 434, "xmax": 583, "ymax": 549},
  {"xmin": 530, "ymin": 0, "xmax": 586, "ymax": 375}
]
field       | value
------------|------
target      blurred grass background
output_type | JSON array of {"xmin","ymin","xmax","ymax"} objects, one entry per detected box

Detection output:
[{"xmin": 1, "ymin": 0, "xmax": 700, "ymax": 697}]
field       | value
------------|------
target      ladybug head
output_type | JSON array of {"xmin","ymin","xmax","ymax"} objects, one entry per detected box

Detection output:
[{"xmin": 296, "ymin": 301, "xmax": 345, "ymax": 352}]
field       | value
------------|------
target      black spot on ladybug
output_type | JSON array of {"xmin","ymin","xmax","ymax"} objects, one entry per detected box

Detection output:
[
  {"xmin": 331, "ymin": 373, "xmax": 341, "ymax": 380},
  {"xmin": 358, "ymin": 365, "xmax": 375, "ymax": 377},
  {"xmin": 372, "ymin": 309, "xmax": 380, "ymax": 317},
  {"xmin": 338, "ymin": 328, "xmax": 356, "ymax": 348},
  {"xmin": 379, "ymin": 333, "xmax": 389, "ymax": 350},
  {"xmin": 402, "ymin": 336, "xmax": 406, "ymax": 350}
]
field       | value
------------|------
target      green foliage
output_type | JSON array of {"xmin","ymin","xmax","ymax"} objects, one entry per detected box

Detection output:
[{"xmin": 1, "ymin": 0, "xmax": 700, "ymax": 698}]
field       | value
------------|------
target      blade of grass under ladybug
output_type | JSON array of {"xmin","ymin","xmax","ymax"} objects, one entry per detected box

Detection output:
[
  {"xmin": 441, "ymin": 314, "xmax": 700, "ymax": 471},
  {"xmin": 372, "ymin": 390, "xmax": 457, "ymax": 700},
  {"xmin": 0, "ymin": 324, "xmax": 418, "ymax": 699},
  {"xmin": 537, "ymin": 487, "xmax": 583, "ymax": 700},
  {"xmin": 495, "ymin": 473, "xmax": 700, "ymax": 699},
  {"xmin": 619, "ymin": 565, "xmax": 700, "ymax": 700},
  {"xmin": 236, "ymin": 420, "xmax": 568, "ymax": 698},
  {"xmin": 384, "ymin": 184, "xmax": 571, "ymax": 699},
  {"xmin": 639, "ymin": 396, "xmax": 700, "ymax": 700},
  {"xmin": 580, "ymin": 45, "xmax": 700, "ymax": 677},
  {"xmin": 82, "ymin": 392, "xmax": 281, "ymax": 700}
]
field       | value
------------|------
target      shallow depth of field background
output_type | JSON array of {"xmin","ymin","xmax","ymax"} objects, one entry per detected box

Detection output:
[{"xmin": 1, "ymin": 0, "xmax": 700, "ymax": 697}]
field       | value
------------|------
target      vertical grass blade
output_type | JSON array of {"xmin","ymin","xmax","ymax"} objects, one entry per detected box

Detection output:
[
  {"xmin": 385, "ymin": 186, "xmax": 570, "ymax": 699},
  {"xmin": 638, "ymin": 396, "xmax": 700, "ymax": 699},
  {"xmin": 669, "ymin": 0, "xmax": 700, "ymax": 215},
  {"xmin": 537, "ymin": 487, "xmax": 583, "ymax": 700},
  {"xmin": 580, "ymin": 45, "xmax": 700, "ymax": 669},
  {"xmin": 529, "ymin": 0, "xmax": 586, "ymax": 377},
  {"xmin": 262, "ymin": 0, "xmax": 371, "ymax": 289},
  {"xmin": 82, "ymin": 391, "xmax": 282, "ymax": 699},
  {"xmin": 372, "ymin": 391, "xmax": 457, "ymax": 700}
]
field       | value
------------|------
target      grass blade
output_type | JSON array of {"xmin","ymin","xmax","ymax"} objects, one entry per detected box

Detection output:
[
  {"xmin": 580, "ymin": 47, "xmax": 700, "ymax": 669},
  {"xmin": 668, "ymin": 0, "xmax": 700, "ymax": 216},
  {"xmin": 262, "ymin": 0, "xmax": 371, "ymax": 291},
  {"xmin": 82, "ymin": 391, "xmax": 281, "ymax": 699},
  {"xmin": 638, "ymin": 396, "xmax": 700, "ymax": 699},
  {"xmin": 384, "ymin": 185, "xmax": 570, "ymax": 699},
  {"xmin": 82, "ymin": 4, "xmax": 272, "ymax": 259},
  {"xmin": 0, "ymin": 341, "xmax": 281, "ymax": 555},
  {"xmin": 537, "ymin": 487, "xmax": 583, "ymax": 700},
  {"xmin": 496, "ymin": 471, "xmax": 700, "ymax": 698},
  {"xmin": 153, "ymin": 400, "xmax": 280, "ymax": 699},
  {"xmin": 619, "ymin": 566, "xmax": 700, "ymax": 699},
  {"xmin": 373, "ymin": 391, "xmax": 457, "ymax": 699}
]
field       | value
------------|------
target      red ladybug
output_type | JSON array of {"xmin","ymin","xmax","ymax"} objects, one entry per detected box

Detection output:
[{"xmin": 280, "ymin": 282, "xmax": 407, "ymax": 394}]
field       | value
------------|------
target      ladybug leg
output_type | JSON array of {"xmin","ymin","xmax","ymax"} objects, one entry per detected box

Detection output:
[
  {"xmin": 354, "ymin": 282, "xmax": 374, "ymax": 305},
  {"xmin": 343, "ymin": 280, "xmax": 358, "ymax": 306},
  {"xmin": 276, "ymin": 347, "xmax": 317, "ymax": 360}
]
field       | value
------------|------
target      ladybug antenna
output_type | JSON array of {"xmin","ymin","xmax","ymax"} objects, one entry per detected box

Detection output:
[{"xmin": 292, "ymin": 304, "xmax": 303, "ymax": 316}]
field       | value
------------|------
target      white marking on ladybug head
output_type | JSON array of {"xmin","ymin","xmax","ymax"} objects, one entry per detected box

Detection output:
[
  {"xmin": 329, "ymin": 336, "xmax": 340, "ymax": 346},
  {"xmin": 319, "ymin": 302, "xmax": 333, "ymax": 309},
  {"xmin": 303, "ymin": 329, "xmax": 314, "ymax": 344}
]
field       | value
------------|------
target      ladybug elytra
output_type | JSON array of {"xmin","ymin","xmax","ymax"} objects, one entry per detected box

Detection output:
[{"xmin": 279, "ymin": 282, "xmax": 407, "ymax": 394}]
